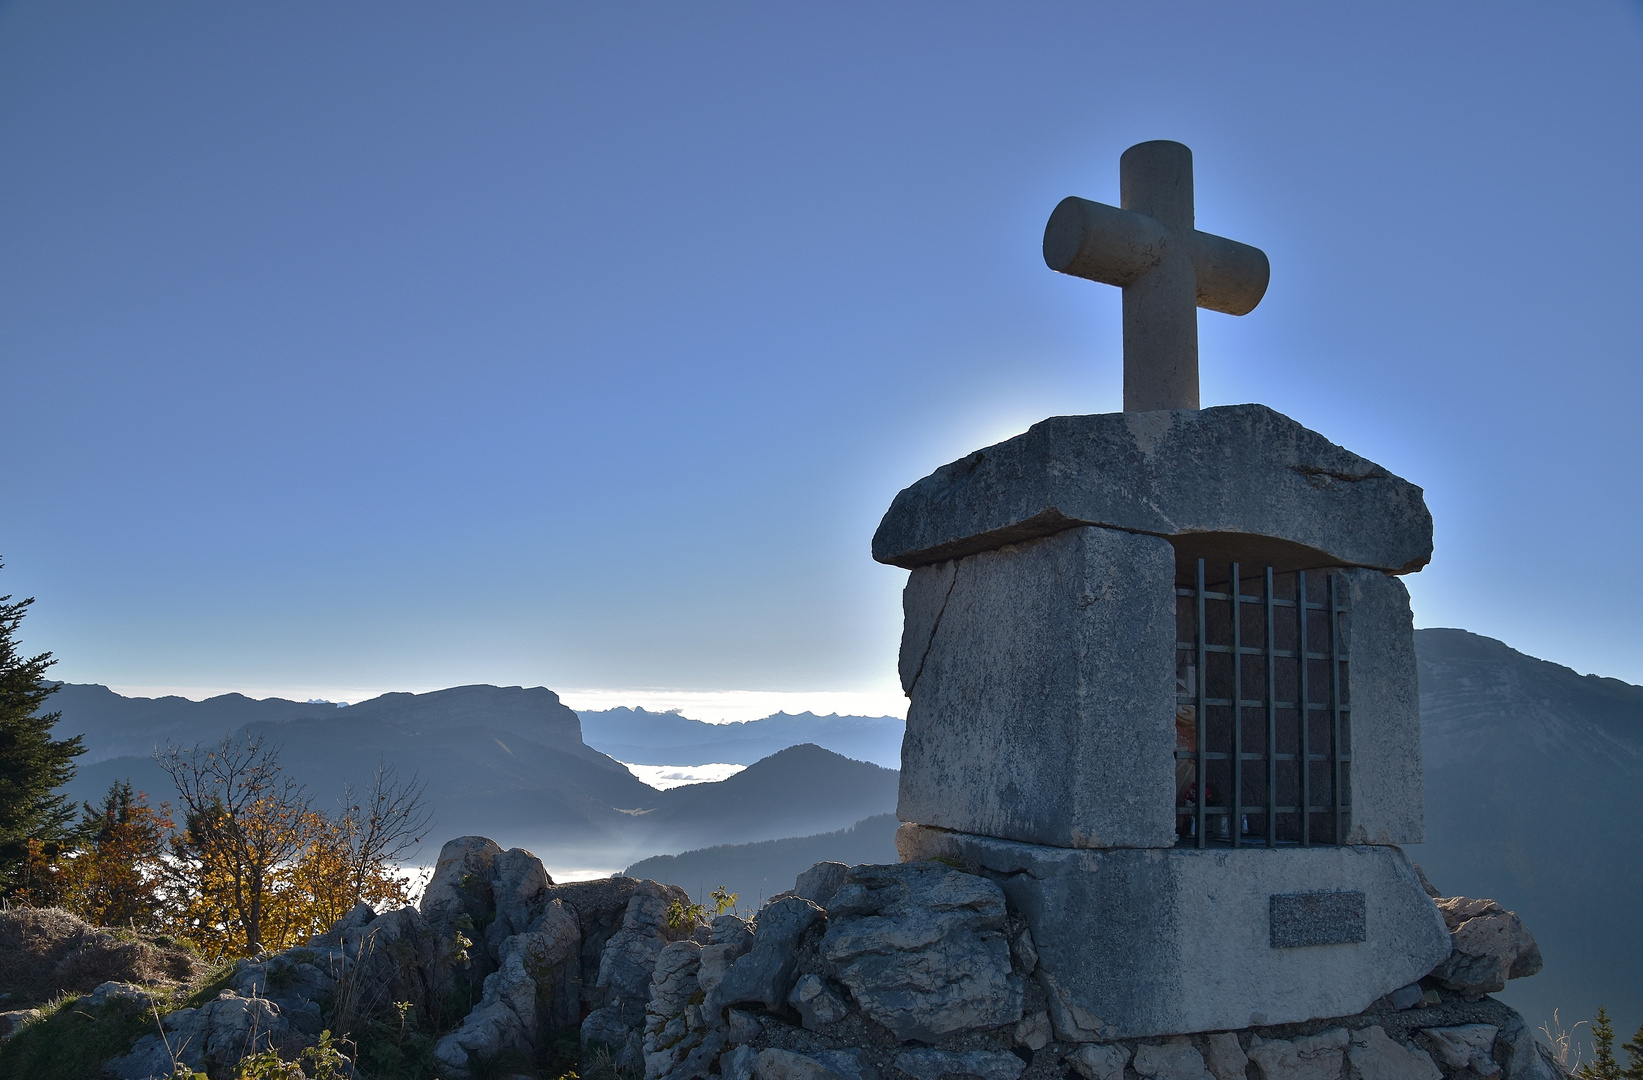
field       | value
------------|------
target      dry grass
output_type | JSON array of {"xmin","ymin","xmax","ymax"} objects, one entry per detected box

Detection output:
[
  {"xmin": 1540, "ymin": 1010, "xmax": 1587, "ymax": 1076},
  {"xmin": 0, "ymin": 907, "xmax": 201, "ymax": 1007}
]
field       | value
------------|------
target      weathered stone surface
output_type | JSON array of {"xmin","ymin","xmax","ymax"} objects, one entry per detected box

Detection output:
[
  {"xmin": 788, "ymin": 973, "xmax": 850, "ymax": 1030},
  {"xmin": 1070, "ymin": 1044, "xmax": 1131, "ymax": 1080},
  {"xmin": 1135, "ymin": 1037, "xmax": 1213, "ymax": 1080},
  {"xmin": 1386, "ymin": 985, "xmax": 1424, "ymax": 1011},
  {"xmin": 724, "ymin": 1044, "xmax": 760, "ymax": 1080},
  {"xmin": 822, "ymin": 862, "xmax": 1021, "ymax": 1042},
  {"xmin": 727, "ymin": 1008, "xmax": 763, "ymax": 1045},
  {"xmin": 582, "ymin": 879, "xmax": 694, "ymax": 1070},
  {"xmin": 699, "ymin": 936, "xmax": 753, "ymax": 997},
  {"xmin": 1247, "ymin": 1029, "xmax": 1348, "ymax": 1080},
  {"xmin": 546, "ymin": 875, "xmax": 643, "ymax": 1006},
  {"xmin": 110, "ymin": 991, "xmax": 293, "ymax": 1080},
  {"xmin": 1497, "ymin": 1012, "xmax": 1561, "ymax": 1080},
  {"xmin": 893, "ymin": 1049, "xmax": 1026, "ymax": 1080},
  {"xmin": 1429, "ymin": 898, "xmax": 1543, "ymax": 998},
  {"xmin": 75, "ymin": 980, "xmax": 154, "ymax": 1012},
  {"xmin": 757, "ymin": 1047, "xmax": 857, "ymax": 1080},
  {"xmin": 872, "ymin": 404, "xmax": 1432, "ymax": 575},
  {"xmin": 1347, "ymin": 1025, "xmax": 1442, "ymax": 1080},
  {"xmin": 814, "ymin": 1049, "xmax": 878, "ymax": 1080},
  {"xmin": 1014, "ymin": 1010, "xmax": 1052, "ymax": 1051},
  {"xmin": 421, "ymin": 835, "xmax": 504, "ymax": 927},
  {"xmin": 661, "ymin": 1029, "xmax": 729, "ymax": 1080},
  {"xmin": 1418, "ymin": 1025, "xmax": 1501, "ymax": 1076},
  {"xmin": 711, "ymin": 896, "xmax": 823, "ymax": 1012},
  {"xmin": 436, "ymin": 901, "xmax": 583, "ymax": 1077},
  {"xmin": 1340, "ymin": 568, "xmax": 1425, "ymax": 845},
  {"xmin": 897, "ymin": 526, "xmax": 1178, "ymax": 849},
  {"xmin": 1205, "ymin": 1033, "xmax": 1250, "ymax": 1080},
  {"xmin": 796, "ymin": 861, "xmax": 850, "ymax": 907},
  {"xmin": 644, "ymin": 941, "xmax": 704, "ymax": 1080},
  {"xmin": 0, "ymin": 1009, "xmax": 39, "ymax": 1042},
  {"xmin": 486, "ymin": 847, "xmax": 554, "ymax": 959},
  {"xmin": 898, "ymin": 828, "xmax": 1450, "ymax": 1040}
]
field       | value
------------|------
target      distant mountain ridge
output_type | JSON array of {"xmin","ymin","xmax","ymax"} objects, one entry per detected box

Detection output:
[
  {"xmin": 56, "ymin": 683, "xmax": 898, "ymax": 869},
  {"xmin": 578, "ymin": 707, "xmax": 903, "ymax": 769}
]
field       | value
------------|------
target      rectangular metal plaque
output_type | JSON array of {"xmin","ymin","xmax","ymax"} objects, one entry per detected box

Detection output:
[{"xmin": 1269, "ymin": 890, "xmax": 1366, "ymax": 948}]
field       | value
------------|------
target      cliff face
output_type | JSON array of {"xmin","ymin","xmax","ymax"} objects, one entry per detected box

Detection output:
[{"xmin": 1415, "ymin": 628, "xmax": 1643, "ymax": 1032}]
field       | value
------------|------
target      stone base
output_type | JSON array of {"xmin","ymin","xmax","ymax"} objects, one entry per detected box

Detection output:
[{"xmin": 897, "ymin": 825, "xmax": 1450, "ymax": 1041}]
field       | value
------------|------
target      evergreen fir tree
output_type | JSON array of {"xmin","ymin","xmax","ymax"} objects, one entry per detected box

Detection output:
[
  {"xmin": 1621, "ymin": 1019, "xmax": 1643, "ymax": 1080},
  {"xmin": 0, "ymin": 559, "xmax": 85, "ymax": 893},
  {"xmin": 1582, "ymin": 1008, "xmax": 1621, "ymax": 1080}
]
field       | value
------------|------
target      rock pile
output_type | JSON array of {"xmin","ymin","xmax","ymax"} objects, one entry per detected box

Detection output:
[{"xmin": 83, "ymin": 835, "xmax": 1558, "ymax": 1080}]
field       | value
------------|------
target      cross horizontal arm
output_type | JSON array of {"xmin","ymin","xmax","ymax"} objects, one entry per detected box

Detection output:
[{"xmin": 1043, "ymin": 196, "xmax": 1270, "ymax": 316}]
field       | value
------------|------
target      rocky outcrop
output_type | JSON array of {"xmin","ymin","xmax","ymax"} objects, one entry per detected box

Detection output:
[
  {"xmin": 821, "ymin": 862, "xmax": 1021, "ymax": 1042},
  {"xmin": 1429, "ymin": 898, "xmax": 1543, "ymax": 999},
  {"xmin": 66, "ymin": 836, "xmax": 1565, "ymax": 1080}
]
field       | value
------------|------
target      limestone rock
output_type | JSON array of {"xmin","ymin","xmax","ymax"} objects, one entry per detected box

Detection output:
[
  {"xmin": 711, "ymin": 896, "xmax": 824, "ymax": 1012},
  {"xmin": 1014, "ymin": 1011, "xmax": 1052, "ymax": 1051},
  {"xmin": 74, "ymin": 981, "xmax": 154, "ymax": 1013},
  {"xmin": 1205, "ymin": 1034, "xmax": 1250, "ymax": 1080},
  {"xmin": 724, "ymin": 1044, "xmax": 760, "ymax": 1080},
  {"xmin": 892, "ymin": 1049, "xmax": 1026, "ymax": 1080},
  {"xmin": 1429, "ymin": 898, "xmax": 1543, "ymax": 998},
  {"xmin": 811, "ymin": 1049, "xmax": 877, "ymax": 1080},
  {"xmin": 871, "ymin": 404, "xmax": 1432, "ymax": 575},
  {"xmin": 1497, "ymin": 1013, "xmax": 1563, "ymax": 1080},
  {"xmin": 643, "ymin": 941, "xmax": 703, "ymax": 1080},
  {"xmin": 0, "ymin": 1009, "xmax": 39, "ymax": 1041},
  {"xmin": 1247, "ymin": 1029, "xmax": 1349, "ymax": 1080},
  {"xmin": 486, "ymin": 847, "xmax": 555, "ymax": 961},
  {"xmin": 796, "ymin": 862, "xmax": 850, "ymax": 907},
  {"xmin": 822, "ymin": 862, "xmax": 1021, "ymax": 1042},
  {"xmin": 788, "ymin": 973, "xmax": 850, "ymax": 1030},
  {"xmin": 1069, "ymin": 1044, "xmax": 1131, "ymax": 1080},
  {"xmin": 757, "ymin": 1047, "xmax": 858, "ymax": 1080},
  {"xmin": 1418, "ymin": 1025, "xmax": 1501, "ymax": 1077},
  {"xmin": 582, "ymin": 877, "xmax": 695, "ymax": 1058},
  {"xmin": 542, "ymin": 877, "xmax": 642, "ymax": 1023},
  {"xmin": 109, "ymin": 991, "xmax": 292, "ymax": 1079},
  {"xmin": 727, "ymin": 1008, "xmax": 762, "ymax": 1045},
  {"xmin": 1134, "ymin": 1037, "xmax": 1213, "ymax": 1080},
  {"xmin": 435, "ymin": 903, "xmax": 583, "ymax": 1078},
  {"xmin": 712, "ymin": 913, "xmax": 755, "ymax": 946},
  {"xmin": 421, "ymin": 835, "xmax": 504, "ymax": 928},
  {"xmin": 1347, "ymin": 1026, "xmax": 1442, "ymax": 1080}
]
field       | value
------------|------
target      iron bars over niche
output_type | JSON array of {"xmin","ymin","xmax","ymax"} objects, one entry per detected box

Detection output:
[{"xmin": 1175, "ymin": 559, "xmax": 1350, "ymax": 848}]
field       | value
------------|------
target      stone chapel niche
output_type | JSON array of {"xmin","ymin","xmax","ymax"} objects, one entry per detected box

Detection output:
[{"xmin": 1170, "ymin": 536, "xmax": 1352, "ymax": 848}]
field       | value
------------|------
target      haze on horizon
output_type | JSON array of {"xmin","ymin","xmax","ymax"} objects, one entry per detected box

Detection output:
[{"xmin": 2, "ymin": 3, "xmax": 1640, "ymax": 703}]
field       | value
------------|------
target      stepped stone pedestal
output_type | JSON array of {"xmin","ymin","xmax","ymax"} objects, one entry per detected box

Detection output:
[{"xmin": 875, "ymin": 404, "xmax": 1446, "ymax": 1040}]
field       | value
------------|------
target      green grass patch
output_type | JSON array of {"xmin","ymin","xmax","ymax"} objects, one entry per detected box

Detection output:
[{"xmin": 0, "ymin": 993, "xmax": 163, "ymax": 1080}]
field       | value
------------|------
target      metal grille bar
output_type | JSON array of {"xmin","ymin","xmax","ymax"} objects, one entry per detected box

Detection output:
[{"xmin": 1174, "ymin": 559, "xmax": 1351, "ymax": 848}]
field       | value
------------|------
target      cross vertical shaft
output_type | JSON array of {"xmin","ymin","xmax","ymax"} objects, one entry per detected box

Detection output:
[{"xmin": 1121, "ymin": 141, "xmax": 1199, "ymax": 412}]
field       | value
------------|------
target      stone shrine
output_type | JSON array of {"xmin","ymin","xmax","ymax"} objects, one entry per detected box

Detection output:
[{"xmin": 878, "ymin": 141, "xmax": 1451, "ymax": 1040}]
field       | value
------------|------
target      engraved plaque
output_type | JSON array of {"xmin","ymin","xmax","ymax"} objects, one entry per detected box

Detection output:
[{"xmin": 1269, "ymin": 890, "xmax": 1366, "ymax": 948}]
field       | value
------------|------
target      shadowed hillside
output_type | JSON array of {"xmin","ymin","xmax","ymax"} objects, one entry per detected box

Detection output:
[
  {"xmin": 626, "ymin": 813, "xmax": 900, "ymax": 909},
  {"xmin": 1415, "ymin": 627, "xmax": 1643, "ymax": 1034}
]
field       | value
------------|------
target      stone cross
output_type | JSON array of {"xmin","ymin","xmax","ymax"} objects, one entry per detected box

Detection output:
[{"xmin": 1043, "ymin": 140, "xmax": 1270, "ymax": 413}]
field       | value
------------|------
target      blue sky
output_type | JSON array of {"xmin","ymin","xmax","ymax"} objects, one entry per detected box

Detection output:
[{"xmin": 2, "ymin": 3, "xmax": 1640, "ymax": 717}]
